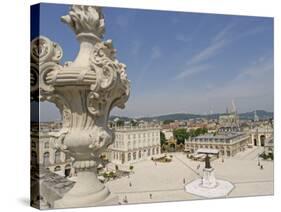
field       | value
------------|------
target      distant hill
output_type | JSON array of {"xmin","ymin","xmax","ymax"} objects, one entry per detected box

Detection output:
[
  {"xmin": 138, "ymin": 113, "xmax": 203, "ymax": 121},
  {"xmin": 239, "ymin": 110, "xmax": 273, "ymax": 120},
  {"xmin": 110, "ymin": 110, "xmax": 273, "ymax": 122}
]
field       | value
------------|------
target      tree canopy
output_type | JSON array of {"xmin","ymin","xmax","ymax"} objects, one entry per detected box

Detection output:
[
  {"xmin": 173, "ymin": 127, "xmax": 208, "ymax": 144},
  {"xmin": 160, "ymin": 131, "xmax": 167, "ymax": 146},
  {"xmin": 173, "ymin": 128, "xmax": 189, "ymax": 144}
]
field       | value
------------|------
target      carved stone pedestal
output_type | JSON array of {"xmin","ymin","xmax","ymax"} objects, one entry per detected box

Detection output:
[
  {"xmin": 185, "ymin": 168, "xmax": 234, "ymax": 198},
  {"xmin": 31, "ymin": 5, "xmax": 130, "ymax": 209},
  {"xmin": 55, "ymin": 170, "xmax": 118, "ymax": 208},
  {"xmin": 202, "ymin": 168, "xmax": 216, "ymax": 188},
  {"xmin": 185, "ymin": 152, "xmax": 234, "ymax": 198}
]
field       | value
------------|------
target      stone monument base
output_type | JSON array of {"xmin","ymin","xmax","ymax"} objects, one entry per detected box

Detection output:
[
  {"xmin": 185, "ymin": 168, "xmax": 234, "ymax": 198},
  {"xmin": 54, "ymin": 171, "xmax": 119, "ymax": 208},
  {"xmin": 202, "ymin": 167, "xmax": 216, "ymax": 188}
]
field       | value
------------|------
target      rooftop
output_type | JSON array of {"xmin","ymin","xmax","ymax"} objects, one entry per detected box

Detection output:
[{"xmin": 193, "ymin": 132, "xmax": 245, "ymax": 140}]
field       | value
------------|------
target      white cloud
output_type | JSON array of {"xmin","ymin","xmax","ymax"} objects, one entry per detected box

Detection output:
[
  {"xmin": 151, "ymin": 46, "xmax": 162, "ymax": 59},
  {"xmin": 175, "ymin": 21, "xmax": 268, "ymax": 80},
  {"xmin": 175, "ymin": 33, "xmax": 191, "ymax": 43},
  {"xmin": 186, "ymin": 39, "xmax": 227, "ymax": 66},
  {"xmin": 116, "ymin": 15, "xmax": 129, "ymax": 28},
  {"xmin": 175, "ymin": 64, "xmax": 210, "ymax": 79},
  {"xmin": 174, "ymin": 23, "xmax": 233, "ymax": 80}
]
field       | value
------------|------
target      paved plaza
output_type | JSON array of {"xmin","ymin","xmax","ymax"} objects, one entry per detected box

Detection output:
[{"xmin": 105, "ymin": 147, "xmax": 273, "ymax": 204}]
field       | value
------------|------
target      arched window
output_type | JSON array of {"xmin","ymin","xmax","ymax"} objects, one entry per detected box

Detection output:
[
  {"xmin": 43, "ymin": 152, "xmax": 49, "ymax": 166},
  {"xmin": 55, "ymin": 150, "xmax": 61, "ymax": 163},
  {"xmin": 128, "ymin": 153, "xmax": 131, "ymax": 161}
]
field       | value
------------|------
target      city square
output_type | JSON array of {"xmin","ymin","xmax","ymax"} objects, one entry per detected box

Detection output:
[{"xmin": 105, "ymin": 147, "xmax": 273, "ymax": 204}]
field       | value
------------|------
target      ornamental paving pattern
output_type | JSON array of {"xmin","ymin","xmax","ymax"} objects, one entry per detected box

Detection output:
[{"xmin": 105, "ymin": 147, "xmax": 273, "ymax": 204}]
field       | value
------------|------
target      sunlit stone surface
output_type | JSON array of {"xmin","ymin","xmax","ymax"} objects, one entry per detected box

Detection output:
[{"xmin": 31, "ymin": 5, "xmax": 130, "ymax": 208}]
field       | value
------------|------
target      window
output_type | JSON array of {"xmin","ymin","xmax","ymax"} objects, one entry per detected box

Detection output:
[
  {"xmin": 138, "ymin": 150, "xmax": 141, "ymax": 158},
  {"xmin": 128, "ymin": 153, "xmax": 131, "ymax": 161},
  {"xmin": 44, "ymin": 142, "xmax": 49, "ymax": 148},
  {"xmin": 133, "ymin": 152, "xmax": 136, "ymax": 160},
  {"xmin": 31, "ymin": 141, "xmax": 36, "ymax": 148},
  {"xmin": 55, "ymin": 150, "xmax": 61, "ymax": 163},
  {"xmin": 31, "ymin": 151, "xmax": 37, "ymax": 165},
  {"xmin": 43, "ymin": 152, "xmax": 49, "ymax": 166}
]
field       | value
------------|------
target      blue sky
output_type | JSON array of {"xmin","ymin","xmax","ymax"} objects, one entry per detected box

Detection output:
[{"xmin": 34, "ymin": 3, "xmax": 274, "ymax": 121}]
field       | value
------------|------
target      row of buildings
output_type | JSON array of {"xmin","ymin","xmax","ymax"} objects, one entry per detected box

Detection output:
[
  {"xmin": 31, "ymin": 106, "xmax": 273, "ymax": 177},
  {"xmin": 31, "ymin": 123, "xmax": 74, "ymax": 177},
  {"xmin": 31, "ymin": 123, "xmax": 162, "ymax": 177},
  {"xmin": 184, "ymin": 107, "xmax": 273, "ymax": 157}
]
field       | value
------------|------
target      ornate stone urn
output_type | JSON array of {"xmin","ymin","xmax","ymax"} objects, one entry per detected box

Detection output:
[{"xmin": 31, "ymin": 5, "xmax": 130, "ymax": 208}]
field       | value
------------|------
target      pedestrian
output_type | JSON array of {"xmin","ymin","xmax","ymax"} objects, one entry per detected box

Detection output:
[
  {"xmin": 129, "ymin": 182, "xmax": 132, "ymax": 187},
  {"xmin": 260, "ymin": 165, "xmax": 264, "ymax": 170},
  {"xmin": 123, "ymin": 195, "xmax": 128, "ymax": 203},
  {"xmin": 183, "ymin": 178, "xmax": 186, "ymax": 184},
  {"xmin": 149, "ymin": 193, "xmax": 152, "ymax": 199}
]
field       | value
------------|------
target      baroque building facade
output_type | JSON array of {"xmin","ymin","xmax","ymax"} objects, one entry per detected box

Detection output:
[
  {"xmin": 107, "ymin": 126, "xmax": 161, "ymax": 164},
  {"xmin": 250, "ymin": 125, "xmax": 273, "ymax": 147},
  {"xmin": 185, "ymin": 132, "xmax": 250, "ymax": 157},
  {"xmin": 31, "ymin": 124, "xmax": 75, "ymax": 177}
]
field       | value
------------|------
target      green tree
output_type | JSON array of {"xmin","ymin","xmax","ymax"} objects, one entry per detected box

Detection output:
[
  {"xmin": 189, "ymin": 128, "xmax": 208, "ymax": 137},
  {"xmin": 116, "ymin": 120, "xmax": 124, "ymax": 127},
  {"xmin": 163, "ymin": 120, "xmax": 174, "ymax": 125},
  {"xmin": 173, "ymin": 128, "xmax": 189, "ymax": 144},
  {"xmin": 130, "ymin": 120, "xmax": 138, "ymax": 126},
  {"xmin": 160, "ymin": 131, "xmax": 167, "ymax": 146}
]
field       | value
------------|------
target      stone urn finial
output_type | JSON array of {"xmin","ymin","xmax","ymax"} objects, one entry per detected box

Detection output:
[
  {"xmin": 31, "ymin": 5, "xmax": 130, "ymax": 208},
  {"xmin": 61, "ymin": 5, "xmax": 105, "ymax": 40}
]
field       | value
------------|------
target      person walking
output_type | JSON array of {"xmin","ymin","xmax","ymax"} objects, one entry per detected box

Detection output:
[{"xmin": 123, "ymin": 195, "xmax": 128, "ymax": 203}]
